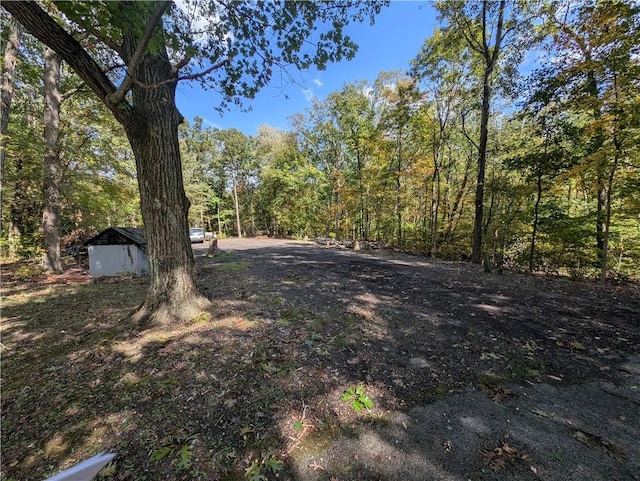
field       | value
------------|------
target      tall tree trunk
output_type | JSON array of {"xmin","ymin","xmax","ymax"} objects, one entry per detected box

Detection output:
[
  {"xmin": 529, "ymin": 164, "xmax": 543, "ymax": 273},
  {"xmin": 472, "ymin": 69, "xmax": 493, "ymax": 264},
  {"xmin": 355, "ymin": 147, "xmax": 363, "ymax": 239},
  {"xmin": 122, "ymin": 33, "xmax": 209, "ymax": 325},
  {"xmin": 431, "ymin": 166, "xmax": 440, "ymax": 256},
  {"xmin": 600, "ymin": 160, "xmax": 616, "ymax": 285},
  {"xmin": 430, "ymin": 129, "xmax": 442, "ymax": 257},
  {"xmin": 217, "ymin": 201, "xmax": 222, "ymax": 236},
  {"xmin": 395, "ymin": 135, "xmax": 403, "ymax": 247},
  {"xmin": 3, "ymin": 1, "xmax": 208, "ymax": 323},
  {"xmin": 0, "ymin": 17, "xmax": 22, "ymax": 169},
  {"xmin": 471, "ymin": 0, "xmax": 505, "ymax": 264},
  {"xmin": 445, "ymin": 148, "xmax": 472, "ymax": 243},
  {"xmin": 581, "ymin": 60, "xmax": 606, "ymax": 275},
  {"xmin": 232, "ymin": 178, "xmax": 242, "ymax": 238},
  {"xmin": 600, "ymin": 72, "xmax": 622, "ymax": 285},
  {"xmin": 42, "ymin": 48, "xmax": 63, "ymax": 273},
  {"xmin": 1, "ymin": 17, "xmax": 23, "ymax": 258}
]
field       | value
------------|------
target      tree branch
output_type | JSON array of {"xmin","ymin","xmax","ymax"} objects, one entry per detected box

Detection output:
[
  {"xmin": 460, "ymin": 110, "xmax": 479, "ymax": 151},
  {"xmin": 482, "ymin": 0, "xmax": 489, "ymax": 54},
  {"xmin": 61, "ymin": 83, "xmax": 90, "ymax": 104},
  {"xmin": 79, "ymin": 23, "xmax": 124, "ymax": 56},
  {"xmin": 177, "ymin": 58, "xmax": 230, "ymax": 82},
  {"xmin": 455, "ymin": 7, "xmax": 484, "ymax": 55},
  {"xmin": 173, "ymin": 55, "xmax": 193, "ymax": 72},
  {"xmin": 106, "ymin": 1, "xmax": 171, "ymax": 105},
  {"xmin": 490, "ymin": 0, "xmax": 507, "ymax": 65},
  {"xmin": 1, "ymin": 1, "xmax": 131, "ymax": 124}
]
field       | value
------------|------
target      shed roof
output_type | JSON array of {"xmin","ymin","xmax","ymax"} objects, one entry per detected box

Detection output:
[{"xmin": 84, "ymin": 227, "xmax": 146, "ymax": 250}]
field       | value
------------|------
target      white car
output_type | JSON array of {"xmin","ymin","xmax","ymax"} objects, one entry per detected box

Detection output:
[{"xmin": 189, "ymin": 228, "xmax": 205, "ymax": 243}]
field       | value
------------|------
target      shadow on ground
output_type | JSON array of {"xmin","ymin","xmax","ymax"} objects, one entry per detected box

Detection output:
[{"xmin": 1, "ymin": 239, "xmax": 639, "ymax": 480}]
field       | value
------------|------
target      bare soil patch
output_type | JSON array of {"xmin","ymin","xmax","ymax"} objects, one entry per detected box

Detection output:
[{"xmin": 1, "ymin": 239, "xmax": 639, "ymax": 480}]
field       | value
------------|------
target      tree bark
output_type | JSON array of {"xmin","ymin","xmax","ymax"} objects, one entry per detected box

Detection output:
[
  {"xmin": 217, "ymin": 201, "xmax": 222, "ymax": 236},
  {"xmin": 471, "ymin": 72, "xmax": 490, "ymax": 264},
  {"xmin": 529, "ymin": 164, "xmax": 543, "ymax": 274},
  {"xmin": 1, "ymin": 17, "xmax": 23, "ymax": 258},
  {"xmin": 4, "ymin": 1, "xmax": 210, "ymax": 323},
  {"xmin": 600, "ymin": 71, "xmax": 622, "ymax": 285},
  {"xmin": 1, "ymin": 17, "xmax": 22, "ymax": 166},
  {"xmin": 42, "ymin": 48, "xmax": 63, "ymax": 273},
  {"xmin": 471, "ymin": 0, "xmax": 505, "ymax": 264},
  {"xmin": 232, "ymin": 177, "xmax": 242, "ymax": 238},
  {"xmin": 122, "ymin": 33, "xmax": 210, "ymax": 324}
]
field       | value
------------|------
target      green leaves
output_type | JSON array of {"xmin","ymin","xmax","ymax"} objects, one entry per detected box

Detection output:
[
  {"xmin": 341, "ymin": 384, "xmax": 374, "ymax": 413},
  {"xmin": 149, "ymin": 427, "xmax": 196, "ymax": 473},
  {"xmin": 176, "ymin": 444, "xmax": 194, "ymax": 471},
  {"xmin": 165, "ymin": 1, "xmax": 389, "ymax": 109},
  {"xmin": 244, "ymin": 451, "xmax": 283, "ymax": 481}
]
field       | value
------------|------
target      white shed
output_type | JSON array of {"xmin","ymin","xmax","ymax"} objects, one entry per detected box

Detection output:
[{"xmin": 84, "ymin": 227, "xmax": 149, "ymax": 277}]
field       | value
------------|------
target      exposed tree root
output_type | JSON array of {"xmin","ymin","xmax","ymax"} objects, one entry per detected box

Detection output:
[{"xmin": 132, "ymin": 292, "xmax": 211, "ymax": 328}]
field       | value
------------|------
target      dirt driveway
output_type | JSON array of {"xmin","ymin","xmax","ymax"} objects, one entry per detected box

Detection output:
[
  {"xmin": 197, "ymin": 238, "xmax": 640, "ymax": 480},
  {"xmin": 2, "ymin": 238, "xmax": 638, "ymax": 481}
]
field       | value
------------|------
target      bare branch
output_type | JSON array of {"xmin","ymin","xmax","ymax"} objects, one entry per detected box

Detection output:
[
  {"xmin": 60, "ymin": 83, "xmax": 89, "ymax": 103},
  {"xmin": 177, "ymin": 58, "xmax": 230, "ymax": 82},
  {"xmin": 460, "ymin": 110, "xmax": 479, "ymax": 151}
]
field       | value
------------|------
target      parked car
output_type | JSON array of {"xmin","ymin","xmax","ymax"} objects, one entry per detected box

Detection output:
[{"xmin": 189, "ymin": 227, "xmax": 205, "ymax": 243}]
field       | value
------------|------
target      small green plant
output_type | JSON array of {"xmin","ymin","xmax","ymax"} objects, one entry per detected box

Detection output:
[
  {"xmin": 244, "ymin": 451, "xmax": 283, "ymax": 481},
  {"xmin": 509, "ymin": 351, "xmax": 546, "ymax": 379},
  {"xmin": 176, "ymin": 444, "xmax": 193, "ymax": 471},
  {"xmin": 149, "ymin": 428, "xmax": 195, "ymax": 473},
  {"xmin": 150, "ymin": 446, "xmax": 172, "ymax": 462},
  {"xmin": 341, "ymin": 384, "xmax": 373, "ymax": 412}
]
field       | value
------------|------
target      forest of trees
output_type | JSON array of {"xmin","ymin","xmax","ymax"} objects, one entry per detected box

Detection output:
[{"xmin": 2, "ymin": 0, "xmax": 639, "ymax": 286}]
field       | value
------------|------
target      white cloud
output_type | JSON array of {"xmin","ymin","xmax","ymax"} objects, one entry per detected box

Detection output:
[
  {"xmin": 174, "ymin": 0, "xmax": 234, "ymax": 47},
  {"xmin": 312, "ymin": 78, "xmax": 324, "ymax": 88},
  {"xmin": 301, "ymin": 88, "xmax": 315, "ymax": 102}
]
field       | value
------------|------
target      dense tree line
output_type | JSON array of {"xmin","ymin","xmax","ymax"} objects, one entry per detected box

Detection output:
[
  {"xmin": 2, "ymin": 0, "xmax": 639, "ymax": 289},
  {"xmin": 179, "ymin": 1, "xmax": 640, "ymax": 282},
  {"xmin": 1, "ymin": 14, "xmax": 140, "ymax": 261}
]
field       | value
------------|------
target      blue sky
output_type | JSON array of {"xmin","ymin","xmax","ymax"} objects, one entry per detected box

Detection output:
[{"xmin": 175, "ymin": 1, "xmax": 439, "ymax": 136}]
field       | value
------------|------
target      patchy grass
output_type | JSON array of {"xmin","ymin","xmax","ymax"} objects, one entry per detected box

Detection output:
[{"xmin": 1, "ymin": 266, "xmax": 383, "ymax": 480}]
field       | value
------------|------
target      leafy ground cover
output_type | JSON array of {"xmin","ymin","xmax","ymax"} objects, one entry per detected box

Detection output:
[{"xmin": 1, "ymin": 239, "xmax": 639, "ymax": 480}]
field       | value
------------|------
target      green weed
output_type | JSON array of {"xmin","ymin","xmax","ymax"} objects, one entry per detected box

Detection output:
[
  {"xmin": 149, "ymin": 428, "xmax": 195, "ymax": 473},
  {"xmin": 341, "ymin": 384, "xmax": 374, "ymax": 413},
  {"xmin": 509, "ymin": 351, "xmax": 546, "ymax": 379},
  {"xmin": 244, "ymin": 451, "xmax": 283, "ymax": 481},
  {"xmin": 334, "ymin": 336, "xmax": 348, "ymax": 348}
]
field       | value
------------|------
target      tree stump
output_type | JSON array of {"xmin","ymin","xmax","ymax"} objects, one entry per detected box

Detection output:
[
  {"xmin": 206, "ymin": 237, "xmax": 218, "ymax": 257},
  {"xmin": 483, "ymin": 253, "xmax": 492, "ymax": 273}
]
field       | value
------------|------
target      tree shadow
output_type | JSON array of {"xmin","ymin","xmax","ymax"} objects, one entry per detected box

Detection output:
[{"xmin": 2, "ymin": 239, "xmax": 640, "ymax": 480}]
